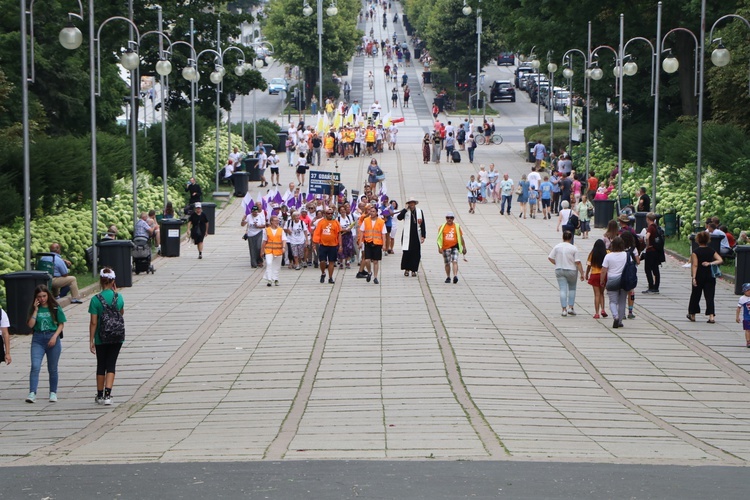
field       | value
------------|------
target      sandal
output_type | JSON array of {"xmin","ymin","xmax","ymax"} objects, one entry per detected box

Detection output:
[
  {"xmin": 411, "ymin": 272, "xmax": 417, "ymax": 277},
  {"xmin": 686, "ymin": 314, "xmax": 695, "ymax": 322},
  {"xmin": 404, "ymin": 271, "xmax": 409, "ymax": 277},
  {"xmin": 707, "ymin": 319, "xmax": 715, "ymax": 324}
]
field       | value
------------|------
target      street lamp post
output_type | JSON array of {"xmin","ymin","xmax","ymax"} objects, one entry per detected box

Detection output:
[
  {"xmin": 547, "ymin": 51, "xmax": 557, "ymax": 157},
  {"xmin": 20, "ymin": 0, "xmax": 83, "ymax": 270},
  {"xmin": 303, "ymin": 0, "xmax": 337, "ymax": 109},
  {"xmin": 462, "ymin": 0, "xmax": 482, "ymax": 111},
  {"xmin": 560, "ymin": 47, "xmax": 588, "ymax": 175},
  {"xmin": 243, "ymin": 41, "xmax": 274, "ymax": 149}
]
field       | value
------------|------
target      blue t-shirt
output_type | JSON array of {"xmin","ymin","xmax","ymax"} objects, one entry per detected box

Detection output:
[
  {"xmin": 40, "ymin": 255, "xmax": 68, "ymax": 277},
  {"xmin": 540, "ymin": 181, "xmax": 553, "ymax": 200}
]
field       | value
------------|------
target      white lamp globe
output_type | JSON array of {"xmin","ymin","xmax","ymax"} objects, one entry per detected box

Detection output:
[
  {"xmin": 613, "ymin": 66, "xmax": 622, "ymax": 78},
  {"xmin": 156, "ymin": 59, "xmax": 172, "ymax": 76},
  {"xmin": 624, "ymin": 61, "xmax": 638, "ymax": 76},
  {"xmin": 120, "ymin": 50, "xmax": 140, "ymax": 71},
  {"xmin": 531, "ymin": 59, "xmax": 540, "ymax": 69},
  {"xmin": 265, "ymin": 55, "xmax": 274, "ymax": 65},
  {"xmin": 463, "ymin": 6, "xmax": 472, "ymax": 16},
  {"xmin": 327, "ymin": 5, "xmax": 338, "ymax": 16},
  {"xmin": 584, "ymin": 68, "xmax": 592, "ymax": 79},
  {"xmin": 235, "ymin": 64, "xmax": 247, "ymax": 76},
  {"xmin": 210, "ymin": 71, "xmax": 223, "ymax": 85},
  {"xmin": 182, "ymin": 66, "xmax": 197, "ymax": 82},
  {"xmin": 255, "ymin": 58, "xmax": 265, "ymax": 69},
  {"xmin": 59, "ymin": 25, "xmax": 83, "ymax": 50},
  {"xmin": 547, "ymin": 62, "xmax": 557, "ymax": 73},
  {"xmin": 303, "ymin": 5, "xmax": 313, "ymax": 16},
  {"xmin": 563, "ymin": 67, "xmax": 574, "ymax": 79},
  {"xmin": 662, "ymin": 56, "xmax": 679, "ymax": 73},
  {"xmin": 591, "ymin": 67, "xmax": 603, "ymax": 80},
  {"xmin": 711, "ymin": 47, "xmax": 731, "ymax": 67}
]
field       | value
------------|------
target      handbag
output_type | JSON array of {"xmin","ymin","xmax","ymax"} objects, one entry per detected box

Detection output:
[
  {"xmin": 587, "ymin": 206, "xmax": 595, "ymax": 218},
  {"xmin": 515, "ymin": 185, "xmax": 523, "ymax": 195},
  {"xmin": 711, "ymin": 264, "xmax": 722, "ymax": 278}
]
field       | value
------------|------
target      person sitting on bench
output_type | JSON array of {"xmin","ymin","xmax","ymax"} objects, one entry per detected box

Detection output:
[{"xmin": 40, "ymin": 243, "xmax": 83, "ymax": 304}]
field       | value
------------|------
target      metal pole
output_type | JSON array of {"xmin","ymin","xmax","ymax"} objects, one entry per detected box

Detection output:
[
  {"xmin": 585, "ymin": 22, "xmax": 591, "ymax": 179},
  {"xmin": 228, "ymin": 108, "xmax": 232, "ymax": 158},
  {"xmin": 549, "ymin": 67, "xmax": 554, "ymax": 155},
  {"xmin": 253, "ymin": 90, "xmax": 257, "ymax": 149},
  {"xmin": 241, "ymin": 94, "xmax": 245, "ymax": 147},
  {"xmin": 129, "ymin": 0, "xmax": 137, "ymax": 230},
  {"xmin": 652, "ymin": 2, "xmax": 662, "ymax": 212},
  {"xmin": 476, "ymin": 1, "xmax": 482, "ymax": 112},
  {"xmin": 20, "ymin": 0, "xmax": 31, "ymax": 270},
  {"xmin": 190, "ymin": 17, "xmax": 196, "ymax": 179},
  {"xmin": 567, "ymin": 61, "xmax": 573, "ymax": 156},
  {"xmin": 617, "ymin": 13, "xmax": 624, "ymax": 203},
  {"xmin": 696, "ymin": 0, "xmax": 706, "ymax": 228},
  {"xmin": 537, "ymin": 76, "xmax": 541, "ymax": 126},
  {"xmin": 158, "ymin": 6, "xmax": 168, "ymax": 209},
  {"xmin": 318, "ymin": 0, "xmax": 324, "ymax": 108},
  {"xmin": 89, "ymin": 0, "xmax": 98, "ymax": 276},
  {"xmin": 215, "ymin": 20, "xmax": 221, "ymax": 193}
]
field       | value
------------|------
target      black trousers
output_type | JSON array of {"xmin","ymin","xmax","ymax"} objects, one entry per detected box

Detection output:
[
  {"xmin": 688, "ymin": 278, "xmax": 716, "ymax": 316},
  {"xmin": 644, "ymin": 251, "xmax": 661, "ymax": 290}
]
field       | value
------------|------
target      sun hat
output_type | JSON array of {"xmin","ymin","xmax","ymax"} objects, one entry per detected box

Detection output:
[
  {"xmin": 406, "ymin": 197, "xmax": 418, "ymax": 204},
  {"xmin": 618, "ymin": 214, "xmax": 631, "ymax": 223}
]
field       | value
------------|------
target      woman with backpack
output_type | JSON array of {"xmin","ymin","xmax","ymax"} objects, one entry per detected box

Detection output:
[
  {"xmin": 600, "ymin": 236, "xmax": 640, "ymax": 329},
  {"xmin": 89, "ymin": 267, "xmax": 125, "ymax": 406}
]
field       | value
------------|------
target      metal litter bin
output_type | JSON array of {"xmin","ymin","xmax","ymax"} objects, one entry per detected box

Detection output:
[
  {"xmin": 160, "ymin": 218, "xmax": 184, "ymax": 257},
  {"xmin": 202, "ymin": 202, "xmax": 216, "ymax": 235},
  {"xmin": 735, "ymin": 246, "xmax": 750, "ymax": 295},
  {"xmin": 690, "ymin": 233, "xmax": 723, "ymax": 256},
  {"xmin": 96, "ymin": 240, "xmax": 134, "ymax": 288},
  {"xmin": 663, "ymin": 211, "xmax": 677, "ymax": 236},
  {"xmin": 593, "ymin": 199, "xmax": 616, "ymax": 228},
  {"xmin": 232, "ymin": 171, "xmax": 249, "ymax": 197},
  {"xmin": 0, "ymin": 271, "xmax": 52, "ymax": 334}
]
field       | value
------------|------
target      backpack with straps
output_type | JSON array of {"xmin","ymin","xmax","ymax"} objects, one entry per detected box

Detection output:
[
  {"xmin": 621, "ymin": 250, "xmax": 639, "ymax": 291},
  {"xmin": 96, "ymin": 292, "xmax": 125, "ymax": 344}
]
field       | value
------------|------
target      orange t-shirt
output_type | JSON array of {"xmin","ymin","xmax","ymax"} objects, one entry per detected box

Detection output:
[
  {"xmin": 313, "ymin": 219, "xmax": 341, "ymax": 246},
  {"xmin": 441, "ymin": 224, "xmax": 458, "ymax": 250}
]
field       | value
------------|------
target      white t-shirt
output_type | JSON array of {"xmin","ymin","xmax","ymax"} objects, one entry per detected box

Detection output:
[
  {"xmin": 245, "ymin": 212, "xmax": 266, "ymax": 237},
  {"xmin": 478, "ymin": 170, "xmax": 489, "ymax": 184},
  {"xmin": 559, "ymin": 208, "xmax": 572, "ymax": 225},
  {"xmin": 0, "ymin": 308, "xmax": 9, "ymax": 328},
  {"xmin": 467, "ymin": 181, "xmax": 480, "ymax": 199},
  {"xmin": 258, "ymin": 152, "xmax": 268, "ymax": 170},
  {"xmin": 602, "ymin": 251, "xmax": 629, "ymax": 278},
  {"xmin": 528, "ymin": 171, "xmax": 541, "ymax": 190},
  {"xmin": 284, "ymin": 219, "xmax": 309, "ymax": 245},
  {"xmin": 548, "ymin": 242, "xmax": 580, "ymax": 270}
]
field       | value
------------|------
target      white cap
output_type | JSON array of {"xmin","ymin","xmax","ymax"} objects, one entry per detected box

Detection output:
[{"xmin": 446, "ymin": 211, "xmax": 455, "ymax": 218}]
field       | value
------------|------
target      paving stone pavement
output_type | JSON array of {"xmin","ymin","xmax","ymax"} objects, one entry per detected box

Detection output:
[{"xmin": 2, "ymin": 5, "xmax": 750, "ymax": 470}]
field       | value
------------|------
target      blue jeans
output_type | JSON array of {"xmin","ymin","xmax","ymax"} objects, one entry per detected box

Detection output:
[
  {"xmin": 501, "ymin": 195, "xmax": 512, "ymax": 213},
  {"xmin": 30, "ymin": 331, "xmax": 61, "ymax": 393},
  {"xmin": 480, "ymin": 182, "xmax": 487, "ymax": 199},
  {"xmin": 555, "ymin": 269, "xmax": 578, "ymax": 308}
]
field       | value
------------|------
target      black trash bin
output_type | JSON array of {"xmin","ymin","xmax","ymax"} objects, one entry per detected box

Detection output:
[
  {"xmin": 423, "ymin": 71, "xmax": 432, "ymax": 84},
  {"xmin": 634, "ymin": 212, "xmax": 662, "ymax": 233},
  {"xmin": 433, "ymin": 97, "xmax": 445, "ymax": 112},
  {"xmin": 593, "ymin": 199, "xmax": 616, "ymax": 228},
  {"xmin": 527, "ymin": 141, "xmax": 535, "ymax": 163},
  {"xmin": 277, "ymin": 132, "xmax": 288, "ymax": 153},
  {"xmin": 243, "ymin": 157, "xmax": 261, "ymax": 182},
  {"xmin": 232, "ymin": 171, "xmax": 249, "ymax": 197},
  {"xmin": 96, "ymin": 240, "xmax": 134, "ymax": 288},
  {"xmin": 0, "ymin": 270, "xmax": 52, "ymax": 334},
  {"xmin": 663, "ymin": 211, "xmax": 677, "ymax": 236},
  {"xmin": 735, "ymin": 246, "xmax": 750, "ymax": 294},
  {"xmin": 414, "ymin": 47, "xmax": 421, "ymax": 59},
  {"xmin": 160, "ymin": 218, "xmax": 184, "ymax": 258},
  {"xmin": 202, "ymin": 202, "xmax": 217, "ymax": 235}
]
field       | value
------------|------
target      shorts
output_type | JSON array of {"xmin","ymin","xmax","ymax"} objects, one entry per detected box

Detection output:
[
  {"xmin": 542, "ymin": 199, "xmax": 551, "ymax": 208},
  {"xmin": 744, "ymin": 320, "xmax": 750, "ymax": 331},
  {"xmin": 588, "ymin": 272, "xmax": 602, "ymax": 287},
  {"xmin": 318, "ymin": 244, "xmax": 338, "ymax": 263},
  {"xmin": 468, "ymin": 196, "xmax": 477, "ymax": 203},
  {"xmin": 296, "ymin": 165, "xmax": 307, "ymax": 174},
  {"xmin": 580, "ymin": 221, "xmax": 591, "ymax": 232},
  {"xmin": 442, "ymin": 247, "xmax": 459, "ymax": 264},
  {"xmin": 389, "ymin": 225, "xmax": 398, "ymax": 239},
  {"xmin": 364, "ymin": 242, "xmax": 383, "ymax": 261},
  {"xmin": 366, "ymin": 141, "xmax": 375, "ymax": 149},
  {"xmin": 270, "ymin": 167, "xmax": 279, "ymax": 175}
]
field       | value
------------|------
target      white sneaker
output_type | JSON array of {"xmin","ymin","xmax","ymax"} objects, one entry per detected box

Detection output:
[
  {"xmin": 95, "ymin": 395, "xmax": 104, "ymax": 405},
  {"xmin": 49, "ymin": 392, "xmax": 57, "ymax": 402},
  {"xmin": 103, "ymin": 396, "xmax": 112, "ymax": 406},
  {"xmin": 561, "ymin": 310, "xmax": 568, "ymax": 317},
  {"xmin": 25, "ymin": 392, "xmax": 36, "ymax": 403}
]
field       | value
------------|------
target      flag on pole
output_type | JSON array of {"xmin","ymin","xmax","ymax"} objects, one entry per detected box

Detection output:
[
  {"xmin": 241, "ymin": 193, "xmax": 254, "ymax": 214},
  {"xmin": 273, "ymin": 191, "xmax": 284, "ymax": 204}
]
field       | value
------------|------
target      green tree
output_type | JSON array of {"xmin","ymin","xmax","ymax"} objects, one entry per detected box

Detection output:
[{"xmin": 263, "ymin": 0, "xmax": 361, "ymax": 99}]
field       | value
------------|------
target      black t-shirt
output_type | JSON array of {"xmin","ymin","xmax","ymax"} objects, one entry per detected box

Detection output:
[
  {"xmin": 638, "ymin": 194, "xmax": 651, "ymax": 212},
  {"xmin": 312, "ymin": 137, "xmax": 322, "ymax": 148},
  {"xmin": 189, "ymin": 212, "xmax": 209, "ymax": 235},
  {"xmin": 186, "ymin": 183, "xmax": 202, "ymax": 202}
]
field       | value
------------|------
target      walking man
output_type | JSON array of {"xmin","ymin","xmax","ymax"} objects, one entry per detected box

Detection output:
[
  {"xmin": 533, "ymin": 139, "xmax": 546, "ymax": 170},
  {"xmin": 359, "ymin": 205, "xmax": 387, "ymax": 284},
  {"xmin": 499, "ymin": 173, "xmax": 514, "ymax": 215},
  {"xmin": 261, "ymin": 216, "xmax": 287, "ymax": 286},
  {"xmin": 437, "ymin": 212, "xmax": 466, "ymax": 284},
  {"xmin": 312, "ymin": 208, "xmax": 341, "ymax": 284}
]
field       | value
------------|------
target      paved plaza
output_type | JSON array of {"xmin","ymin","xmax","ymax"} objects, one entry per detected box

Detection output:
[{"xmin": 2, "ymin": 4, "xmax": 750, "ymax": 498}]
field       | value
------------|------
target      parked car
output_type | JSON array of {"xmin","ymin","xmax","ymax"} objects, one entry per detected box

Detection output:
[
  {"xmin": 525, "ymin": 74, "xmax": 547, "ymax": 96},
  {"xmin": 515, "ymin": 66, "xmax": 535, "ymax": 88},
  {"xmin": 543, "ymin": 86, "xmax": 564, "ymax": 109},
  {"xmin": 497, "ymin": 52, "xmax": 515, "ymax": 66},
  {"xmin": 268, "ymin": 77, "xmax": 289, "ymax": 95},
  {"xmin": 531, "ymin": 82, "xmax": 550, "ymax": 105},
  {"xmin": 553, "ymin": 89, "xmax": 571, "ymax": 112},
  {"xmin": 490, "ymin": 80, "xmax": 516, "ymax": 102}
]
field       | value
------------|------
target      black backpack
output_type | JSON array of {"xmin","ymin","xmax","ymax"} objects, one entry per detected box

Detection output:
[
  {"xmin": 568, "ymin": 213, "xmax": 580, "ymax": 230},
  {"xmin": 96, "ymin": 293, "xmax": 125, "ymax": 344},
  {"xmin": 621, "ymin": 250, "xmax": 639, "ymax": 291},
  {"xmin": 654, "ymin": 226, "xmax": 666, "ymax": 262}
]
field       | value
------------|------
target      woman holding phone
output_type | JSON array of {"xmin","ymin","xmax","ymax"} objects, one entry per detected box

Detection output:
[{"xmin": 26, "ymin": 285, "xmax": 66, "ymax": 403}]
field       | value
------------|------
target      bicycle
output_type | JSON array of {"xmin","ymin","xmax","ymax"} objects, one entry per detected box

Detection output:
[{"xmin": 476, "ymin": 133, "xmax": 503, "ymax": 145}]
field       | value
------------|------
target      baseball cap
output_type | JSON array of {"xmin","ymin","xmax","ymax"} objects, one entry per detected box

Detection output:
[
  {"xmin": 743, "ymin": 283, "xmax": 750, "ymax": 293},
  {"xmin": 446, "ymin": 211, "xmax": 455, "ymax": 218},
  {"xmin": 194, "ymin": 202, "xmax": 202, "ymax": 208}
]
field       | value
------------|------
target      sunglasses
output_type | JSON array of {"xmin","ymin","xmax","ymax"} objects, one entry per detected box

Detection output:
[{"xmin": 446, "ymin": 217, "xmax": 454, "ymax": 219}]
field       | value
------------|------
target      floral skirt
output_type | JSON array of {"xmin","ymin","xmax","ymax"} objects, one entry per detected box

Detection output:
[{"xmin": 338, "ymin": 232, "xmax": 355, "ymax": 260}]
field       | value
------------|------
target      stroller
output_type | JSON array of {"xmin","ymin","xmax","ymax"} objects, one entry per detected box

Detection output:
[{"xmin": 132, "ymin": 236, "xmax": 155, "ymax": 274}]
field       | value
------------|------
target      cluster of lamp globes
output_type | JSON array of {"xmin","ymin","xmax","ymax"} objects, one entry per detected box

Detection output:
[
  {"xmin": 302, "ymin": 2, "xmax": 338, "ymax": 17},
  {"xmin": 57, "ymin": 22, "xmax": 272, "ymax": 86},
  {"xmin": 520, "ymin": 43, "xmax": 733, "ymax": 82}
]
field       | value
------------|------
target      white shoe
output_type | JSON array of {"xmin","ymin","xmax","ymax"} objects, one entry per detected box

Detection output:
[
  {"xmin": 561, "ymin": 310, "xmax": 568, "ymax": 317},
  {"xmin": 104, "ymin": 396, "xmax": 112, "ymax": 406}
]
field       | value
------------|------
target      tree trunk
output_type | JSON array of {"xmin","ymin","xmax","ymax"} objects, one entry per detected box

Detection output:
[{"xmin": 675, "ymin": 34, "xmax": 697, "ymax": 117}]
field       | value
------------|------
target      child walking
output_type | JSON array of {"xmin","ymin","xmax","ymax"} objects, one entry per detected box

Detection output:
[{"xmin": 736, "ymin": 283, "xmax": 750, "ymax": 348}]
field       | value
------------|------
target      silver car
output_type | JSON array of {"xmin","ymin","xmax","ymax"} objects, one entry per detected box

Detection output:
[{"xmin": 268, "ymin": 77, "xmax": 288, "ymax": 95}]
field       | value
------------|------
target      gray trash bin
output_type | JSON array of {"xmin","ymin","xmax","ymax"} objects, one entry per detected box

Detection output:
[
  {"xmin": 735, "ymin": 246, "xmax": 750, "ymax": 295},
  {"xmin": 96, "ymin": 240, "xmax": 134, "ymax": 288},
  {"xmin": 202, "ymin": 202, "xmax": 216, "ymax": 235},
  {"xmin": 232, "ymin": 171, "xmax": 249, "ymax": 197},
  {"xmin": 593, "ymin": 199, "xmax": 616, "ymax": 228},
  {"xmin": 160, "ymin": 218, "xmax": 184, "ymax": 257},
  {"xmin": 0, "ymin": 271, "xmax": 52, "ymax": 334}
]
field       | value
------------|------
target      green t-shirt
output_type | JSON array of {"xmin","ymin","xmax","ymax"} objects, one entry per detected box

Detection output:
[
  {"xmin": 33, "ymin": 306, "xmax": 66, "ymax": 333},
  {"xmin": 88, "ymin": 289, "xmax": 125, "ymax": 345}
]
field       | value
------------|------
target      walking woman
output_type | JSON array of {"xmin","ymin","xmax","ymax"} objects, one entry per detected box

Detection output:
[
  {"xmin": 337, "ymin": 205, "xmax": 356, "ymax": 268},
  {"xmin": 26, "ymin": 285, "xmax": 65, "ymax": 403},
  {"xmin": 548, "ymin": 231, "xmax": 585, "ymax": 317},
  {"xmin": 422, "ymin": 133, "xmax": 431, "ymax": 164},
  {"xmin": 602, "ymin": 219, "xmax": 619, "ymax": 250},
  {"xmin": 585, "ymin": 239, "xmax": 609, "ymax": 319},
  {"xmin": 517, "ymin": 174, "xmax": 530, "ymax": 218},
  {"xmin": 89, "ymin": 267, "xmax": 125, "ymax": 405},
  {"xmin": 601, "ymin": 236, "xmax": 640, "ymax": 328},
  {"xmin": 688, "ymin": 230, "xmax": 723, "ymax": 323}
]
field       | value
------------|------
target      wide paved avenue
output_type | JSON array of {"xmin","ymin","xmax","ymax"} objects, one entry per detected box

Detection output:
[{"xmin": 2, "ymin": 3, "xmax": 750, "ymax": 497}]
